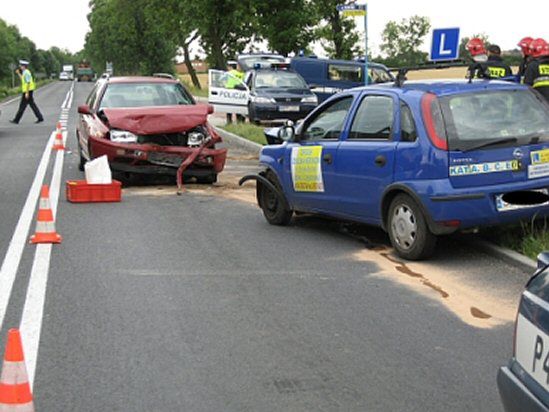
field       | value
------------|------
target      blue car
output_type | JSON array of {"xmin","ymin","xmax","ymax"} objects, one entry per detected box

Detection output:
[
  {"xmin": 498, "ymin": 252, "xmax": 549, "ymax": 411},
  {"xmin": 241, "ymin": 79, "xmax": 549, "ymax": 260}
]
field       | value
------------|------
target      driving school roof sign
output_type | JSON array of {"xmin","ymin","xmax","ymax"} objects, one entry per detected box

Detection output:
[
  {"xmin": 336, "ymin": 3, "xmax": 366, "ymax": 17},
  {"xmin": 430, "ymin": 28, "xmax": 460, "ymax": 61}
]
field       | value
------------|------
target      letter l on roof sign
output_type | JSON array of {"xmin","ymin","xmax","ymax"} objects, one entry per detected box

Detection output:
[{"xmin": 430, "ymin": 28, "xmax": 460, "ymax": 61}]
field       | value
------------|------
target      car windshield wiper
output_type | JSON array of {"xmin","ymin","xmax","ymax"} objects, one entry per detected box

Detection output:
[{"xmin": 459, "ymin": 137, "xmax": 518, "ymax": 152}]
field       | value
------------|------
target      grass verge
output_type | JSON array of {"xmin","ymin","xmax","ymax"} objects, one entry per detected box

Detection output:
[
  {"xmin": 220, "ymin": 123, "xmax": 267, "ymax": 145},
  {"xmin": 0, "ymin": 79, "xmax": 54, "ymax": 100},
  {"xmin": 483, "ymin": 218, "xmax": 549, "ymax": 260},
  {"xmin": 179, "ymin": 76, "xmax": 209, "ymax": 98}
]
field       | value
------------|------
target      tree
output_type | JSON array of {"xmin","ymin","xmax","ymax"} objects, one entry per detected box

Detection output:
[
  {"xmin": 314, "ymin": 0, "xmax": 362, "ymax": 60},
  {"xmin": 85, "ymin": 0, "xmax": 176, "ymax": 75},
  {"xmin": 380, "ymin": 15, "xmax": 431, "ymax": 67},
  {"xmin": 190, "ymin": 0, "xmax": 257, "ymax": 69},
  {"xmin": 254, "ymin": 0, "xmax": 318, "ymax": 56}
]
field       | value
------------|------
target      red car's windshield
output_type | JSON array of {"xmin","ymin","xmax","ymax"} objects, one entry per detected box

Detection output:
[{"xmin": 99, "ymin": 82, "xmax": 193, "ymax": 109}]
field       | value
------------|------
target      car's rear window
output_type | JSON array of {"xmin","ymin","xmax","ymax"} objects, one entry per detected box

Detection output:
[
  {"xmin": 99, "ymin": 82, "xmax": 193, "ymax": 109},
  {"xmin": 440, "ymin": 89, "xmax": 549, "ymax": 151}
]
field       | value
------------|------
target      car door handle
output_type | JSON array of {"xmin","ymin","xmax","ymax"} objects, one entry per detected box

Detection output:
[
  {"xmin": 323, "ymin": 153, "xmax": 333, "ymax": 164},
  {"xmin": 211, "ymin": 91, "xmax": 218, "ymax": 95},
  {"xmin": 374, "ymin": 155, "xmax": 386, "ymax": 167}
]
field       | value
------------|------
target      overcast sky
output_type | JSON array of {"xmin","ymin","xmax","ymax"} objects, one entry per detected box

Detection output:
[{"xmin": 0, "ymin": 0, "xmax": 546, "ymax": 55}]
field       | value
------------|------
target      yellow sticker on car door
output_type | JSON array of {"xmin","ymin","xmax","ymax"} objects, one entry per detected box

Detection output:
[{"xmin": 291, "ymin": 146, "xmax": 324, "ymax": 192}]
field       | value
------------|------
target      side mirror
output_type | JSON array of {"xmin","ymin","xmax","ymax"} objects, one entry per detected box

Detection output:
[
  {"xmin": 538, "ymin": 252, "xmax": 549, "ymax": 270},
  {"xmin": 278, "ymin": 120, "xmax": 295, "ymax": 142},
  {"xmin": 78, "ymin": 104, "xmax": 91, "ymax": 115}
]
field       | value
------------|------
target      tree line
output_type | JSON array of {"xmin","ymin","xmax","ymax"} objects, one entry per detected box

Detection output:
[
  {"xmin": 0, "ymin": 18, "xmax": 81, "ymax": 88},
  {"xmin": 85, "ymin": 0, "xmax": 435, "ymax": 88}
]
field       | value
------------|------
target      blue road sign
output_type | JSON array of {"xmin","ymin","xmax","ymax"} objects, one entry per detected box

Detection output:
[
  {"xmin": 336, "ymin": 3, "xmax": 366, "ymax": 11},
  {"xmin": 430, "ymin": 28, "xmax": 460, "ymax": 61}
]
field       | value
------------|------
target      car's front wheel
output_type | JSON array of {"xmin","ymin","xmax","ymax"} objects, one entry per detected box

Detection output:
[
  {"xmin": 387, "ymin": 194, "xmax": 437, "ymax": 260},
  {"xmin": 76, "ymin": 132, "xmax": 86, "ymax": 172},
  {"xmin": 258, "ymin": 172, "xmax": 292, "ymax": 226}
]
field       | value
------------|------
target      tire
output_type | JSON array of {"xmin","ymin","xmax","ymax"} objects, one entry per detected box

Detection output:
[
  {"xmin": 76, "ymin": 132, "xmax": 86, "ymax": 172},
  {"xmin": 196, "ymin": 174, "xmax": 217, "ymax": 184},
  {"xmin": 258, "ymin": 172, "xmax": 292, "ymax": 226},
  {"xmin": 387, "ymin": 194, "xmax": 437, "ymax": 260}
]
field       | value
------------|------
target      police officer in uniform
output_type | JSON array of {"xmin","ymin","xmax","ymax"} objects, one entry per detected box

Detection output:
[
  {"xmin": 524, "ymin": 38, "xmax": 549, "ymax": 103},
  {"xmin": 225, "ymin": 61, "xmax": 245, "ymax": 124},
  {"xmin": 10, "ymin": 60, "xmax": 44, "ymax": 124}
]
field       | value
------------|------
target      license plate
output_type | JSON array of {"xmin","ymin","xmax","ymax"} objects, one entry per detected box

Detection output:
[
  {"xmin": 147, "ymin": 152, "xmax": 184, "ymax": 168},
  {"xmin": 279, "ymin": 106, "xmax": 300, "ymax": 112},
  {"xmin": 495, "ymin": 188, "xmax": 549, "ymax": 212},
  {"xmin": 516, "ymin": 313, "xmax": 549, "ymax": 391}
]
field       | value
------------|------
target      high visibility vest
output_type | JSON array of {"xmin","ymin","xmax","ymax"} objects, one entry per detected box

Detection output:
[
  {"xmin": 226, "ymin": 69, "xmax": 244, "ymax": 89},
  {"xmin": 21, "ymin": 69, "xmax": 36, "ymax": 93},
  {"xmin": 533, "ymin": 64, "xmax": 549, "ymax": 89}
]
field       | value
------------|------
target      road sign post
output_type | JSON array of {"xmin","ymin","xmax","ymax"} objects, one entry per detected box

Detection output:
[
  {"xmin": 430, "ymin": 28, "xmax": 460, "ymax": 62},
  {"xmin": 337, "ymin": 2, "xmax": 368, "ymax": 85}
]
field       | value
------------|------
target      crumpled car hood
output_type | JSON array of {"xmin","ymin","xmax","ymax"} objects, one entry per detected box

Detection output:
[{"xmin": 102, "ymin": 104, "xmax": 210, "ymax": 135}]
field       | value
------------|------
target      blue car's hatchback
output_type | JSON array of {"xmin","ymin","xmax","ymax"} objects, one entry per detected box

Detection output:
[{"xmin": 246, "ymin": 79, "xmax": 549, "ymax": 260}]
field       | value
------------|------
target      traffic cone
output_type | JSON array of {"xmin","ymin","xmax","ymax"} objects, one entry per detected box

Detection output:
[
  {"xmin": 30, "ymin": 185, "xmax": 62, "ymax": 244},
  {"xmin": 52, "ymin": 131, "xmax": 65, "ymax": 151},
  {"xmin": 0, "ymin": 329, "xmax": 34, "ymax": 411},
  {"xmin": 56, "ymin": 121, "xmax": 62, "ymax": 131}
]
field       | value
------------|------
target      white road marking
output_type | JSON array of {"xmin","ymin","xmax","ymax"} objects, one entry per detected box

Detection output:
[
  {"xmin": 0, "ymin": 132, "xmax": 55, "ymax": 328},
  {"xmin": 20, "ymin": 92, "xmax": 71, "ymax": 388}
]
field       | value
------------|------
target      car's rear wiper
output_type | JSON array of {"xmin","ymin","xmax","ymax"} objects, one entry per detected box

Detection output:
[{"xmin": 459, "ymin": 137, "xmax": 518, "ymax": 152}]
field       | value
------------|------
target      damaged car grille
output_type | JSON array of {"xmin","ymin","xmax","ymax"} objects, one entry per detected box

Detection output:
[{"xmin": 137, "ymin": 132, "xmax": 188, "ymax": 146}]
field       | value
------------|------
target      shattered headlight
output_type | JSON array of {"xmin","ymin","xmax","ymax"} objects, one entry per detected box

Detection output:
[
  {"xmin": 110, "ymin": 130, "xmax": 138, "ymax": 143},
  {"xmin": 188, "ymin": 127, "xmax": 210, "ymax": 148}
]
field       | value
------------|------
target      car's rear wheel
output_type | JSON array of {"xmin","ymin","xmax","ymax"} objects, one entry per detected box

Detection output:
[
  {"xmin": 258, "ymin": 171, "xmax": 292, "ymax": 226},
  {"xmin": 388, "ymin": 194, "xmax": 437, "ymax": 260}
]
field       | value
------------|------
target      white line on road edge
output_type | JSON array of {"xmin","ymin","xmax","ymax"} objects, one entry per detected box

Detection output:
[
  {"xmin": 20, "ymin": 89, "xmax": 71, "ymax": 388},
  {"xmin": 20, "ymin": 136, "xmax": 65, "ymax": 388},
  {"xmin": 0, "ymin": 132, "xmax": 55, "ymax": 329}
]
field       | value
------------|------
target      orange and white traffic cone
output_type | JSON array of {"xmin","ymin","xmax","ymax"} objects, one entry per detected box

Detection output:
[
  {"xmin": 52, "ymin": 130, "xmax": 65, "ymax": 151},
  {"xmin": 56, "ymin": 121, "xmax": 62, "ymax": 131},
  {"xmin": 0, "ymin": 329, "xmax": 35, "ymax": 411},
  {"xmin": 30, "ymin": 185, "xmax": 62, "ymax": 244}
]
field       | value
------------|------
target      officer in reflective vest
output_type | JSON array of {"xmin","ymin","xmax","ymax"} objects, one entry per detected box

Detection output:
[
  {"xmin": 225, "ymin": 61, "xmax": 245, "ymax": 124},
  {"xmin": 524, "ymin": 38, "xmax": 549, "ymax": 103},
  {"xmin": 10, "ymin": 60, "xmax": 44, "ymax": 124}
]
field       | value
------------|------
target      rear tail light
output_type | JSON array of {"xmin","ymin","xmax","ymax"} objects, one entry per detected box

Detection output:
[{"xmin": 421, "ymin": 93, "xmax": 448, "ymax": 151}]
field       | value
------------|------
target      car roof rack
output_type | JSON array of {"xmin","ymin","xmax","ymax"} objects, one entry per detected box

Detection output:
[
  {"xmin": 388, "ymin": 61, "xmax": 468, "ymax": 87},
  {"xmin": 153, "ymin": 73, "xmax": 175, "ymax": 80}
]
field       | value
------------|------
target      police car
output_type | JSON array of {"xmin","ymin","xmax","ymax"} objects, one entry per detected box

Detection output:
[
  {"xmin": 241, "ymin": 79, "xmax": 549, "ymax": 260},
  {"xmin": 498, "ymin": 252, "xmax": 549, "ymax": 412},
  {"xmin": 208, "ymin": 63, "xmax": 317, "ymax": 124}
]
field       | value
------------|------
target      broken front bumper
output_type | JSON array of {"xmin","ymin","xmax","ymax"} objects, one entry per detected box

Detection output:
[{"xmin": 89, "ymin": 137, "xmax": 228, "ymax": 188}]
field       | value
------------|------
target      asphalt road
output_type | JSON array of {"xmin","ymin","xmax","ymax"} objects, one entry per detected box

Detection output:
[{"xmin": 0, "ymin": 81, "xmax": 532, "ymax": 411}]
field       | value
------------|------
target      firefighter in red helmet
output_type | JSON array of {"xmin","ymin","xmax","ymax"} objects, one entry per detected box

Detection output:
[
  {"xmin": 517, "ymin": 37, "xmax": 534, "ymax": 80},
  {"xmin": 524, "ymin": 38, "xmax": 549, "ymax": 103},
  {"xmin": 466, "ymin": 38, "xmax": 512, "ymax": 80}
]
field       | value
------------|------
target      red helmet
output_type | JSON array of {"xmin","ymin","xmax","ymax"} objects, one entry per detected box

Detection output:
[
  {"xmin": 529, "ymin": 38, "xmax": 549, "ymax": 58},
  {"xmin": 466, "ymin": 38, "xmax": 486, "ymax": 56},
  {"xmin": 518, "ymin": 37, "xmax": 534, "ymax": 55}
]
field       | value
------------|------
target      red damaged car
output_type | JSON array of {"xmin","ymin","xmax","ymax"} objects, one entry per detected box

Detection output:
[{"xmin": 77, "ymin": 75, "xmax": 227, "ymax": 188}]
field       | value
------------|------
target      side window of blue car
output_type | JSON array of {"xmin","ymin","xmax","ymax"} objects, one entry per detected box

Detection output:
[
  {"xmin": 400, "ymin": 101, "xmax": 418, "ymax": 142},
  {"xmin": 301, "ymin": 96, "xmax": 353, "ymax": 141},
  {"xmin": 348, "ymin": 95, "xmax": 394, "ymax": 140}
]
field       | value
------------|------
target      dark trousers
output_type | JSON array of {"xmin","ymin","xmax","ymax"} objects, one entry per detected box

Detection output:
[{"xmin": 13, "ymin": 91, "xmax": 43, "ymax": 123}]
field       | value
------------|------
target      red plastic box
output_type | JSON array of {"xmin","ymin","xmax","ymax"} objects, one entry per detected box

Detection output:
[{"xmin": 66, "ymin": 180, "xmax": 122, "ymax": 203}]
